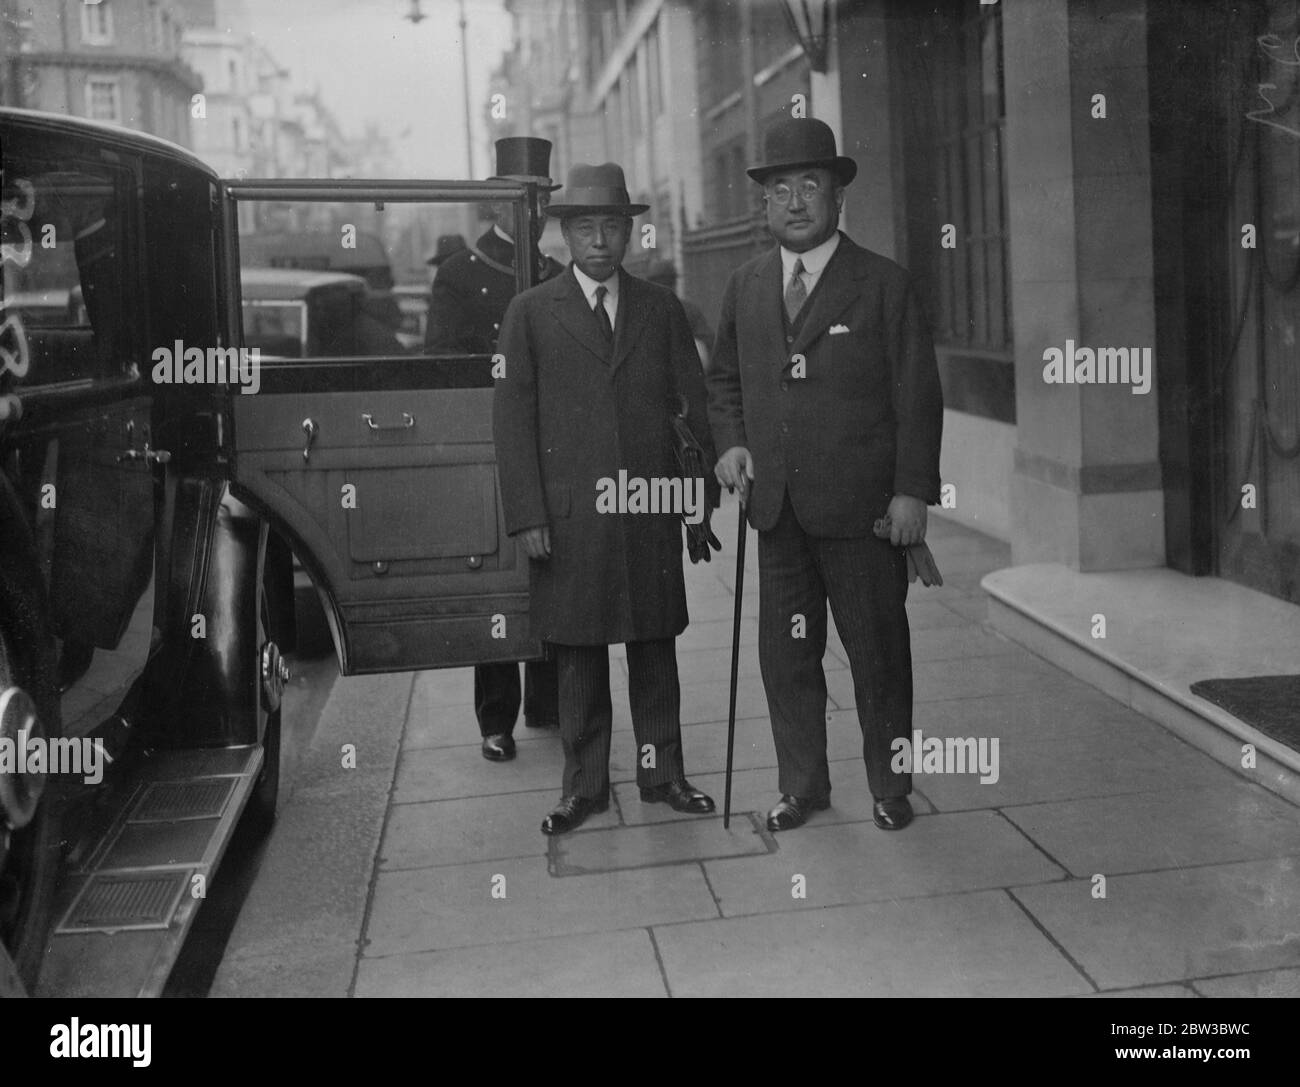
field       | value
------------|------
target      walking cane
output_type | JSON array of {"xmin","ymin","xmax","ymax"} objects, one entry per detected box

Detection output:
[{"xmin": 724, "ymin": 494, "xmax": 747, "ymax": 829}]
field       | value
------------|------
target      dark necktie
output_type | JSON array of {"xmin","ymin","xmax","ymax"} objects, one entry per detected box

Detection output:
[
  {"xmin": 785, "ymin": 258, "xmax": 808, "ymax": 322},
  {"xmin": 594, "ymin": 284, "xmax": 614, "ymax": 342}
]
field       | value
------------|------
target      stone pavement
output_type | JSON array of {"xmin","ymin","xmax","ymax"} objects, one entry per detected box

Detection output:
[{"xmin": 212, "ymin": 494, "xmax": 1300, "ymax": 998}]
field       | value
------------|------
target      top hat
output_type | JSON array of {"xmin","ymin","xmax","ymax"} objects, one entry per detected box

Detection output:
[
  {"xmin": 490, "ymin": 136, "xmax": 562, "ymax": 191},
  {"xmin": 545, "ymin": 162, "xmax": 650, "ymax": 217},
  {"xmin": 426, "ymin": 232, "xmax": 468, "ymax": 266},
  {"xmin": 747, "ymin": 117, "xmax": 857, "ymax": 186}
]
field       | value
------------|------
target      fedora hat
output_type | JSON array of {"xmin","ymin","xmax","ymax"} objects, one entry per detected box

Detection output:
[
  {"xmin": 490, "ymin": 136, "xmax": 561, "ymax": 191},
  {"xmin": 546, "ymin": 162, "xmax": 650, "ymax": 217},
  {"xmin": 747, "ymin": 117, "xmax": 857, "ymax": 186},
  {"xmin": 425, "ymin": 232, "xmax": 467, "ymax": 266}
]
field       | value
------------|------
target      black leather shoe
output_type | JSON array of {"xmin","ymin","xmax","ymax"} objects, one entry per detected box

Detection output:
[
  {"xmin": 640, "ymin": 778, "xmax": 716, "ymax": 814},
  {"xmin": 481, "ymin": 733, "xmax": 516, "ymax": 762},
  {"xmin": 540, "ymin": 794, "xmax": 609, "ymax": 836},
  {"xmin": 765, "ymin": 794, "xmax": 830, "ymax": 832},
  {"xmin": 873, "ymin": 796, "xmax": 913, "ymax": 831}
]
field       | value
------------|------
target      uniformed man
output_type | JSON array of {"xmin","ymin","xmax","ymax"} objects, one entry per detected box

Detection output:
[{"xmin": 427, "ymin": 137, "xmax": 564, "ymax": 762}]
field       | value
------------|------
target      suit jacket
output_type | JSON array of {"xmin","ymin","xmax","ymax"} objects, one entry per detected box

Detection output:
[
  {"xmin": 707, "ymin": 232, "xmax": 943, "ymax": 536},
  {"xmin": 425, "ymin": 227, "xmax": 563, "ymax": 354},
  {"xmin": 493, "ymin": 266, "xmax": 716, "ymax": 645}
]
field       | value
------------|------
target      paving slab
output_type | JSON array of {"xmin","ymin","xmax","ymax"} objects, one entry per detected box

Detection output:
[
  {"xmin": 913, "ymin": 728, "xmax": 1242, "ymax": 813},
  {"xmin": 1190, "ymin": 967, "xmax": 1300, "ymax": 998},
  {"xmin": 702, "ymin": 810, "xmax": 1064, "ymax": 916},
  {"xmin": 1080, "ymin": 984, "xmax": 1198, "ymax": 998},
  {"xmin": 652, "ymin": 889, "xmax": 1090, "ymax": 997},
  {"xmin": 550, "ymin": 813, "xmax": 771, "ymax": 875},
  {"xmin": 364, "ymin": 856, "xmax": 719, "ymax": 956},
  {"xmin": 1001, "ymin": 784, "xmax": 1300, "ymax": 876},
  {"xmin": 827, "ymin": 651, "xmax": 1064, "ymax": 708},
  {"xmin": 380, "ymin": 788, "xmax": 580, "ymax": 870},
  {"xmin": 1011, "ymin": 857, "xmax": 1300, "ymax": 990},
  {"xmin": 355, "ymin": 929, "xmax": 667, "ymax": 998},
  {"xmin": 393, "ymin": 734, "xmax": 568, "ymax": 802}
]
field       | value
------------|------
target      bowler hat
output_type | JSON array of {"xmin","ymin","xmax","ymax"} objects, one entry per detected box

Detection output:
[
  {"xmin": 747, "ymin": 117, "xmax": 857, "ymax": 186},
  {"xmin": 546, "ymin": 162, "xmax": 650, "ymax": 217},
  {"xmin": 426, "ymin": 232, "xmax": 467, "ymax": 266},
  {"xmin": 490, "ymin": 136, "xmax": 561, "ymax": 191}
]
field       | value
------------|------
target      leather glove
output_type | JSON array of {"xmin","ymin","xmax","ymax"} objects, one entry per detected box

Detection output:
[
  {"xmin": 872, "ymin": 515, "xmax": 944, "ymax": 587},
  {"xmin": 686, "ymin": 510, "xmax": 723, "ymax": 563}
]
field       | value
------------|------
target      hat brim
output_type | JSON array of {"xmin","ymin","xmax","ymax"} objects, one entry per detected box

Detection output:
[
  {"xmin": 547, "ymin": 203, "xmax": 650, "ymax": 217},
  {"xmin": 747, "ymin": 156, "xmax": 858, "ymax": 186}
]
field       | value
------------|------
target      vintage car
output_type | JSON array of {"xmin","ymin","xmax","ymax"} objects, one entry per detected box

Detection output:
[
  {"xmin": 0, "ymin": 108, "xmax": 545, "ymax": 996},
  {"xmin": 240, "ymin": 267, "xmax": 392, "ymax": 360},
  {"xmin": 392, "ymin": 283, "xmax": 432, "ymax": 352}
]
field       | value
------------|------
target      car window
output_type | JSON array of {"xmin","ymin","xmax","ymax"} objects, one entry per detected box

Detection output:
[
  {"xmin": 1, "ymin": 156, "xmax": 135, "ymax": 387},
  {"xmin": 234, "ymin": 197, "xmax": 533, "ymax": 360}
]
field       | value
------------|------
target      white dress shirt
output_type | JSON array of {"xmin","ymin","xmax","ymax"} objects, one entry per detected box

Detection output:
[
  {"xmin": 572, "ymin": 263, "xmax": 619, "ymax": 329},
  {"xmin": 780, "ymin": 230, "xmax": 841, "ymax": 301}
]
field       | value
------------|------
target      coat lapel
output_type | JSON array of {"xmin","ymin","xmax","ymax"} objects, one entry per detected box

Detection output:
[
  {"xmin": 549, "ymin": 266, "xmax": 612, "ymax": 365},
  {"xmin": 609, "ymin": 268, "xmax": 649, "ymax": 374},
  {"xmin": 790, "ymin": 236, "xmax": 868, "ymax": 359},
  {"xmin": 748, "ymin": 248, "xmax": 786, "ymax": 375}
]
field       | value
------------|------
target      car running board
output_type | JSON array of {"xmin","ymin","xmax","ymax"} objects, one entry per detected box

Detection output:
[{"xmin": 35, "ymin": 744, "xmax": 263, "ymax": 997}]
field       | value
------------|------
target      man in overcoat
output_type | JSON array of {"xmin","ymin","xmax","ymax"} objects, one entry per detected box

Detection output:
[
  {"xmin": 708, "ymin": 117, "xmax": 943, "ymax": 833},
  {"xmin": 426, "ymin": 137, "xmax": 564, "ymax": 763},
  {"xmin": 493, "ymin": 162, "xmax": 717, "ymax": 835}
]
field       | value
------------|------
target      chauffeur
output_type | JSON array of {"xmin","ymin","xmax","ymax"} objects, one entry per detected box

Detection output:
[
  {"xmin": 427, "ymin": 137, "xmax": 565, "ymax": 762},
  {"xmin": 493, "ymin": 162, "xmax": 717, "ymax": 835},
  {"xmin": 708, "ymin": 117, "xmax": 944, "ymax": 834}
]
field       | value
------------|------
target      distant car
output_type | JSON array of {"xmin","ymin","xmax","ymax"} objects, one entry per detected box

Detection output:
[
  {"xmin": 392, "ymin": 283, "xmax": 431, "ymax": 351},
  {"xmin": 240, "ymin": 267, "xmax": 401, "ymax": 358}
]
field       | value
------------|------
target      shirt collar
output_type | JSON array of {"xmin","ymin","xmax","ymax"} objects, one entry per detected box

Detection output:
[
  {"xmin": 493, "ymin": 223, "xmax": 515, "ymax": 246},
  {"xmin": 571, "ymin": 262, "xmax": 619, "ymax": 305},
  {"xmin": 781, "ymin": 231, "xmax": 841, "ymax": 279}
]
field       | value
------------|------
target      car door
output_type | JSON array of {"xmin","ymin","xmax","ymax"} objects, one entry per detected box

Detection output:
[{"xmin": 222, "ymin": 179, "xmax": 542, "ymax": 675}]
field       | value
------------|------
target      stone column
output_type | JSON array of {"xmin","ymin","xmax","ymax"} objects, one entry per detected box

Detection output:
[{"xmin": 1002, "ymin": 0, "xmax": 1165, "ymax": 570}]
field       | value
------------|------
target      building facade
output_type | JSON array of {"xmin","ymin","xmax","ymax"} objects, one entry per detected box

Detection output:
[{"xmin": 7, "ymin": 0, "xmax": 201, "ymax": 147}]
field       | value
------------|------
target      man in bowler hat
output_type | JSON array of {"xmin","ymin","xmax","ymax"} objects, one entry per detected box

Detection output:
[
  {"xmin": 707, "ymin": 117, "xmax": 943, "ymax": 832},
  {"xmin": 493, "ymin": 162, "xmax": 717, "ymax": 835},
  {"xmin": 427, "ymin": 137, "xmax": 565, "ymax": 762}
]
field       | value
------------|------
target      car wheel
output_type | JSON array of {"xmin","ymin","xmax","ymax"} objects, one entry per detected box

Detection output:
[{"xmin": 0, "ymin": 623, "xmax": 61, "ymax": 994}]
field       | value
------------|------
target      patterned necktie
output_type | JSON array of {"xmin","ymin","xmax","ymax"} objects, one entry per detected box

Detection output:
[
  {"xmin": 785, "ymin": 258, "xmax": 808, "ymax": 322},
  {"xmin": 594, "ymin": 284, "xmax": 614, "ymax": 342}
]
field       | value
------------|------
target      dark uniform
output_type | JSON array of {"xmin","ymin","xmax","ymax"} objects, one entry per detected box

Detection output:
[{"xmin": 426, "ymin": 223, "xmax": 565, "ymax": 742}]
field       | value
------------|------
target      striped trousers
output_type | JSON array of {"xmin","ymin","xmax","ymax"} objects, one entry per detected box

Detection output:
[
  {"xmin": 757, "ymin": 491, "xmax": 913, "ymax": 800},
  {"xmin": 551, "ymin": 638, "xmax": 685, "ymax": 800}
]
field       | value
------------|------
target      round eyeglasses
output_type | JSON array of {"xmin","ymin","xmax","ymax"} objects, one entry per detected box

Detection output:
[{"xmin": 764, "ymin": 180, "xmax": 823, "ymax": 205}]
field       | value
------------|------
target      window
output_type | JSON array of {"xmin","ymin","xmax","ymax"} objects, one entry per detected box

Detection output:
[
  {"xmin": 85, "ymin": 79, "xmax": 121, "ymax": 123},
  {"xmin": 232, "ymin": 116, "xmax": 242, "ymax": 151},
  {"xmin": 927, "ymin": 0, "xmax": 1010, "ymax": 351},
  {"xmin": 80, "ymin": 0, "xmax": 114, "ymax": 45},
  {"xmin": 229, "ymin": 59, "xmax": 239, "ymax": 91}
]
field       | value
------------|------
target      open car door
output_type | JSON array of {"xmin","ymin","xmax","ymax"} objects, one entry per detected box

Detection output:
[{"xmin": 222, "ymin": 179, "xmax": 542, "ymax": 674}]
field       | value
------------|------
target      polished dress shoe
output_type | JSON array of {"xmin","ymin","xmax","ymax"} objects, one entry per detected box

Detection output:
[
  {"xmin": 873, "ymin": 795, "xmax": 913, "ymax": 831},
  {"xmin": 481, "ymin": 733, "xmax": 516, "ymax": 762},
  {"xmin": 540, "ymin": 794, "xmax": 609, "ymax": 836},
  {"xmin": 640, "ymin": 778, "xmax": 716, "ymax": 814},
  {"xmin": 765, "ymin": 794, "xmax": 830, "ymax": 832}
]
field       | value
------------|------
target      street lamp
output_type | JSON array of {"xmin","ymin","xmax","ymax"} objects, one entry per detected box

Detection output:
[
  {"xmin": 780, "ymin": 0, "xmax": 831, "ymax": 74},
  {"xmin": 402, "ymin": 0, "xmax": 474, "ymax": 177}
]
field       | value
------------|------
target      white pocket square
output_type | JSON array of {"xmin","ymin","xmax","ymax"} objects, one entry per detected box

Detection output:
[{"xmin": 829, "ymin": 324, "xmax": 850, "ymax": 335}]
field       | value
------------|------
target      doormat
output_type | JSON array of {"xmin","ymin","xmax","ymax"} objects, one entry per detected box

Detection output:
[{"xmin": 1190, "ymin": 675, "xmax": 1300, "ymax": 753}]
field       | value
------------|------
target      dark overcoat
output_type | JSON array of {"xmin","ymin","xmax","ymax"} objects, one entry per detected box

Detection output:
[
  {"xmin": 493, "ymin": 266, "xmax": 715, "ymax": 646},
  {"xmin": 426, "ymin": 227, "xmax": 563, "ymax": 353},
  {"xmin": 707, "ymin": 232, "xmax": 943, "ymax": 535}
]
